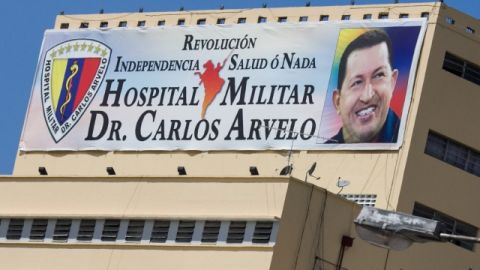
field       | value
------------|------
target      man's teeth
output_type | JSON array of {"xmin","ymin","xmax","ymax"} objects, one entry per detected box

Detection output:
[{"xmin": 356, "ymin": 106, "xmax": 375, "ymax": 116}]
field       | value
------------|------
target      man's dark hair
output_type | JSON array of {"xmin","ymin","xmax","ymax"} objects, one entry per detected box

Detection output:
[{"xmin": 337, "ymin": 29, "xmax": 393, "ymax": 90}]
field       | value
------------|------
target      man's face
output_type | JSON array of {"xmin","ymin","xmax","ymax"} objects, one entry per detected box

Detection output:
[{"xmin": 333, "ymin": 42, "xmax": 398, "ymax": 143}]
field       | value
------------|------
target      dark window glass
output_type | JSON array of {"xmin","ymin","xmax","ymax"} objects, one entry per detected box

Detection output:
[
  {"xmin": 413, "ymin": 203, "xmax": 477, "ymax": 251},
  {"xmin": 53, "ymin": 219, "xmax": 71, "ymax": 241},
  {"xmin": 77, "ymin": 219, "xmax": 95, "ymax": 241},
  {"xmin": 341, "ymin": 15, "xmax": 350, "ymax": 21},
  {"xmin": 150, "ymin": 220, "xmax": 170, "ymax": 243},
  {"xmin": 278, "ymin": 17, "xmax": 287, "ymax": 23},
  {"xmin": 137, "ymin": 20, "xmax": 146, "ymax": 27},
  {"xmin": 421, "ymin": 12, "xmax": 430, "ymax": 18},
  {"xmin": 79, "ymin": 22, "xmax": 89, "ymax": 28},
  {"xmin": 100, "ymin": 21, "xmax": 108, "ymax": 28},
  {"xmin": 7, "ymin": 219, "xmax": 24, "ymax": 240},
  {"xmin": 227, "ymin": 221, "xmax": 246, "ymax": 243},
  {"xmin": 319, "ymin": 15, "xmax": 329, "ymax": 21},
  {"xmin": 466, "ymin": 26, "xmax": 475, "ymax": 34},
  {"xmin": 101, "ymin": 219, "xmax": 120, "ymax": 242},
  {"xmin": 216, "ymin": 18, "xmax": 226, "ymax": 24},
  {"xmin": 252, "ymin": 221, "xmax": 273, "ymax": 244},
  {"xmin": 363, "ymin": 14, "xmax": 372, "ymax": 20},
  {"xmin": 299, "ymin": 16, "xmax": 308, "ymax": 22},
  {"xmin": 157, "ymin": 20, "xmax": 165, "ymax": 26},
  {"xmin": 399, "ymin": 13, "xmax": 409, "ymax": 18},
  {"xmin": 197, "ymin": 19, "xmax": 206, "ymax": 25},
  {"xmin": 176, "ymin": 220, "xmax": 195, "ymax": 243},
  {"xmin": 425, "ymin": 132, "xmax": 447, "ymax": 160},
  {"xmin": 257, "ymin": 16, "xmax": 267, "ymax": 23},
  {"xmin": 30, "ymin": 219, "xmax": 48, "ymax": 240},
  {"xmin": 126, "ymin": 220, "xmax": 145, "ymax": 242},
  {"xmin": 118, "ymin": 21, "xmax": 127, "ymax": 27},
  {"xmin": 60, "ymin": 23, "xmax": 69, "ymax": 29},
  {"xmin": 443, "ymin": 52, "xmax": 465, "ymax": 77},
  {"xmin": 237, "ymin": 18, "xmax": 246, "ymax": 24},
  {"xmin": 177, "ymin": 19, "xmax": 185, "ymax": 25},
  {"xmin": 201, "ymin": 221, "xmax": 221, "ymax": 243},
  {"xmin": 446, "ymin": 17, "xmax": 455, "ymax": 25},
  {"xmin": 378, "ymin": 13, "xmax": 389, "ymax": 19}
]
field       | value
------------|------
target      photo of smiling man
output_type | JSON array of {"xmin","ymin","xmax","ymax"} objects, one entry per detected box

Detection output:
[{"xmin": 318, "ymin": 26, "xmax": 423, "ymax": 147}]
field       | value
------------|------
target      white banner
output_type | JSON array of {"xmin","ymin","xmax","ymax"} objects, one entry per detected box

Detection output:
[{"xmin": 20, "ymin": 19, "xmax": 426, "ymax": 151}]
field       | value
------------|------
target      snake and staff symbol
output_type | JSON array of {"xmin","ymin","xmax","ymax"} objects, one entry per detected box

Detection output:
[
  {"xmin": 194, "ymin": 51, "xmax": 233, "ymax": 119},
  {"xmin": 60, "ymin": 60, "xmax": 79, "ymax": 121}
]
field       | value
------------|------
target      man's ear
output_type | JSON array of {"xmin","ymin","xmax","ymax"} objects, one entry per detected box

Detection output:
[
  {"xmin": 332, "ymin": 89, "xmax": 341, "ymax": 115},
  {"xmin": 391, "ymin": 69, "xmax": 399, "ymax": 89}
]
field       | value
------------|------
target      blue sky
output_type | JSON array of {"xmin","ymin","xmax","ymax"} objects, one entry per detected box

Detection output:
[{"xmin": 0, "ymin": 0, "xmax": 478, "ymax": 174}]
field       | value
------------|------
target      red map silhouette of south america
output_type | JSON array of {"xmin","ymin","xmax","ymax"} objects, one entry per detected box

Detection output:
[{"xmin": 194, "ymin": 59, "xmax": 226, "ymax": 119}]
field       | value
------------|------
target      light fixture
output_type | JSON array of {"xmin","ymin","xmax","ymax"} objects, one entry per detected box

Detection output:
[
  {"xmin": 262, "ymin": 3, "xmax": 267, "ymax": 8},
  {"xmin": 279, "ymin": 165, "xmax": 293, "ymax": 176},
  {"xmin": 179, "ymin": 6, "xmax": 184, "ymax": 11},
  {"xmin": 305, "ymin": 1, "xmax": 311, "ymax": 7},
  {"xmin": 249, "ymin": 166, "xmax": 259, "ymax": 176},
  {"xmin": 220, "ymin": 4, "xmax": 224, "ymax": 10},
  {"xmin": 106, "ymin": 167, "xmax": 116, "ymax": 175},
  {"xmin": 177, "ymin": 166, "xmax": 187, "ymax": 175},
  {"xmin": 38, "ymin": 167, "xmax": 48, "ymax": 176},
  {"xmin": 139, "ymin": 8, "xmax": 144, "ymax": 13},
  {"xmin": 99, "ymin": 9, "xmax": 104, "ymax": 14},
  {"xmin": 354, "ymin": 207, "xmax": 443, "ymax": 250}
]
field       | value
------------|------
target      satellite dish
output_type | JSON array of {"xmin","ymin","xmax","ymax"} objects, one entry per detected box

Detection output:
[
  {"xmin": 337, "ymin": 178, "xmax": 350, "ymax": 188},
  {"xmin": 307, "ymin": 162, "xmax": 317, "ymax": 176}
]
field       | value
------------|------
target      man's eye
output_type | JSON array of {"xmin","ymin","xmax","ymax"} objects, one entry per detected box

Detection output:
[
  {"xmin": 373, "ymin": 72, "xmax": 385, "ymax": 79},
  {"xmin": 350, "ymin": 80, "xmax": 362, "ymax": 88}
]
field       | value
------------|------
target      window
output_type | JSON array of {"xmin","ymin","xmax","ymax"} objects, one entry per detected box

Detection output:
[
  {"xmin": 77, "ymin": 219, "xmax": 95, "ymax": 241},
  {"xmin": 413, "ymin": 203, "xmax": 478, "ymax": 251},
  {"xmin": 176, "ymin": 220, "xmax": 195, "ymax": 243},
  {"xmin": 126, "ymin": 220, "xmax": 145, "ymax": 242},
  {"xmin": 216, "ymin": 18, "xmax": 225, "ymax": 24},
  {"xmin": 341, "ymin": 194, "xmax": 377, "ymax": 207},
  {"xmin": 425, "ymin": 131, "xmax": 480, "ymax": 177},
  {"xmin": 177, "ymin": 19, "xmax": 185, "ymax": 25},
  {"xmin": 399, "ymin": 13, "xmax": 409, "ymax": 18},
  {"xmin": 53, "ymin": 219, "xmax": 71, "ymax": 241},
  {"xmin": 299, "ymin": 16, "xmax": 308, "ymax": 22},
  {"xmin": 278, "ymin": 16, "xmax": 287, "ymax": 23},
  {"xmin": 79, "ymin": 22, "xmax": 89, "ymax": 29},
  {"xmin": 257, "ymin": 16, "xmax": 267, "ymax": 23},
  {"xmin": 60, "ymin": 23, "xmax": 69, "ymax": 29},
  {"xmin": 227, "ymin": 221, "xmax": 246, "ymax": 243},
  {"xmin": 237, "ymin": 18, "xmax": 246, "ymax": 24},
  {"xmin": 421, "ymin": 12, "xmax": 430, "ymax": 19},
  {"xmin": 100, "ymin": 21, "xmax": 108, "ymax": 28},
  {"xmin": 443, "ymin": 52, "xmax": 480, "ymax": 86},
  {"xmin": 157, "ymin": 20, "xmax": 165, "ymax": 26},
  {"xmin": 201, "ymin": 221, "xmax": 221, "ymax": 243},
  {"xmin": 341, "ymin": 15, "xmax": 350, "ymax": 21},
  {"xmin": 7, "ymin": 219, "xmax": 24, "ymax": 240},
  {"xmin": 319, "ymin": 15, "xmax": 329, "ymax": 21},
  {"xmin": 378, "ymin": 13, "xmax": 389, "ymax": 19},
  {"xmin": 197, "ymin": 18, "xmax": 206, "ymax": 25},
  {"xmin": 137, "ymin": 20, "xmax": 146, "ymax": 27},
  {"xmin": 446, "ymin": 17, "xmax": 455, "ymax": 25},
  {"xmin": 150, "ymin": 220, "xmax": 170, "ymax": 243},
  {"xmin": 252, "ymin": 221, "xmax": 273, "ymax": 244},
  {"xmin": 30, "ymin": 219, "xmax": 48, "ymax": 241},
  {"xmin": 101, "ymin": 219, "xmax": 120, "ymax": 241},
  {"xmin": 466, "ymin": 26, "xmax": 475, "ymax": 34},
  {"xmin": 363, "ymin": 14, "xmax": 372, "ymax": 20},
  {"xmin": 118, "ymin": 21, "xmax": 127, "ymax": 27}
]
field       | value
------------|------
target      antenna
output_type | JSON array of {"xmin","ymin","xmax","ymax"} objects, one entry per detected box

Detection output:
[{"xmin": 336, "ymin": 177, "xmax": 350, "ymax": 194}]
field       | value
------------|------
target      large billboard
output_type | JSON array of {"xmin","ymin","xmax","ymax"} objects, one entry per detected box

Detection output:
[{"xmin": 20, "ymin": 19, "xmax": 426, "ymax": 151}]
